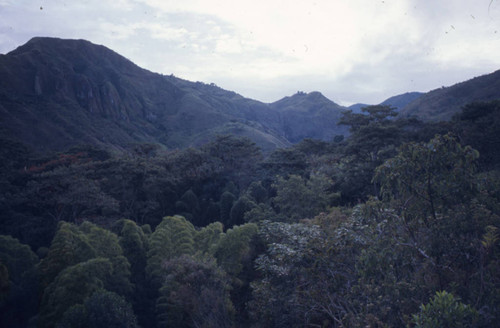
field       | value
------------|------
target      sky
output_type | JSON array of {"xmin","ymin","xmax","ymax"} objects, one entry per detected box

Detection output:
[{"xmin": 1, "ymin": 0, "xmax": 500, "ymax": 105}]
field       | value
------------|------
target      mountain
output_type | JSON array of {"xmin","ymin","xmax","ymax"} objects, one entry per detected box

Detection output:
[
  {"xmin": 270, "ymin": 91, "xmax": 348, "ymax": 143},
  {"xmin": 348, "ymin": 92, "xmax": 423, "ymax": 114},
  {"xmin": 2, "ymin": 37, "xmax": 498, "ymax": 153},
  {"xmin": 0, "ymin": 37, "xmax": 298, "ymax": 152},
  {"xmin": 399, "ymin": 70, "xmax": 500, "ymax": 121},
  {"xmin": 380, "ymin": 92, "xmax": 424, "ymax": 110},
  {"xmin": 347, "ymin": 103, "xmax": 370, "ymax": 113}
]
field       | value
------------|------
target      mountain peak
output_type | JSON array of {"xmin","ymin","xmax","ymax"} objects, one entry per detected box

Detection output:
[{"xmin": 8, "ymin": 37, "xmax": 141, "ymax": 76}]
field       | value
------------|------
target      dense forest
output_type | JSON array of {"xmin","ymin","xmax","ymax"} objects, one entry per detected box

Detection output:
[{"xmin": 1, "ymin": 101, "xmax": 499, "ymax": 327}]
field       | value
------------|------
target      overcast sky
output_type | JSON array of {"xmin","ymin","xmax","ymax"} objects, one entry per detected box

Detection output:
[{"xmin": 1, "ymin": 0, "xmax": 499, "ymax": 105}]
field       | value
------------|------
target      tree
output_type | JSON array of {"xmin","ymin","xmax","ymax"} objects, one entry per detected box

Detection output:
[
  {"xmin": 335, "ymin": 105, "xmax": 409, "ymax": 202},
  {"xmin": 156, "ymin": 255, "xmax": 234, "ymax": 328},
  {"xmin": 246, "ymin": 181, "xmax": 268, "ymax": 204},
  {"xmin": 80, "ymin": 222, "xmax": 132, "ymax": 295},
  {"xmin": 38, "ymin": 222, "xmax": 96, "ymax": 288},
  {"xmin": 0, "ymin": 235, "xmax": 39, "ymax": 328},
  {"xmin": 146, "ymin": 216, "xmax": 195, "ymax": 285},
  {"xmin": 229, "ymin": 196, "xmax": 256, "ymax": 226},
  {"xmin": 201, "ymin": 135, "xmax": 262, "ymax": 189},
  {"xmin": 219, "ymin": 191, "xmax": 236, "ymax": 226},
  {"xmin": 117, "ymin": 219, "xmax": 148, "ymax": 282},
  {"xmin": 412, "ymin": 291, "xmax": 479, "ymax": 328},
  {"xmin": 372, "ymin": 134, "xmax": 500, "ymax": 324},
  {"xmin": 85, "ymin": 290, "xmax": 138, "ymax": 328},
  {"xmin": 57, "ymin": 290, "xmax": 138, "ymax": 328},
  {"xmin": 452, "ymin": 100, "xmax": 500, "ymax": 170},
  {"xmin": 374, "ymin": 133, "xmax": 479, "ymax": 224},
  {"xmin": 213, "ymin": 223, "xmax": 258, "ymax": 278},
  {"xmin": 38, "ymin": 258, "xmax": 114, "ymax": 328},
  {"xmin": 260, "ymin": 148, "xmax": 308, "ymax": 180},
  {"xmin": 39, "ymin": 221, "xmax": 132, "ymax": 295},
  {"xmin": 272, "ymin": 174, "xmax": 332, "ymax": 222},
  {"xmin": 249, "ymin": 221, "xmax": 323, "ymax": 327},
  {"xmin": 194, "ymin": 221, "xmax": 223, "ymax": 256}
]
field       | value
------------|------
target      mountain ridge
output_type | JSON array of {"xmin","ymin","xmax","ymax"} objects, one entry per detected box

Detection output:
[
  {"xmin": 399, "ymin": 70, "xmax": 500, "ymax": 120},
  {"xmin": 1, "ymin": 37, "xmax": 499, "ymax": 152}
]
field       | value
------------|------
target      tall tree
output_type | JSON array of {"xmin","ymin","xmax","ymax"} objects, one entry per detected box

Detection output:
[
  {"xmin": 38, "ymin": 258, "xmax": 114, "ymax": 328},
  {"xmin": 146, "ymin": 216, "xmax": 195, "ymax": 285},
  {"xmin": 0, "ymin": 235, "xmax": 39, "ymax": 328},
  {"xmin": 156, "ymin": 255, "xmax": 234, "ymax": 328}
]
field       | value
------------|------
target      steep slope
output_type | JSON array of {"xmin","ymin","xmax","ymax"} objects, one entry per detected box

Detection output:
[
  {"xmin": 270, "ymin": 91, "xmax": 349, "ymax": 143},
  {"xmin": 400, "ymin": 69, "xmax": 500, "ymax": 121},
  {"xmin": 0, "ymin": 37, "xmax": 289, "ymax": 152}
]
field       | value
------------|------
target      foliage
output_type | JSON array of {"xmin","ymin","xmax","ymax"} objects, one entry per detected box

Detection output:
[
  {"xmin": 156, "ymin": 255, "xmax": 234, "ymax": 328},
  {"xmin": 0, "ymin": 98, "xmax": 500, "ymax": 327},
  {"xmin": 214, "ymin": 223, "xmax": 258, "ymax": 277},
  {"xmin": 39, "ymin": 221, "xmax": 132, "ymax": 294},
  {"xmin": 194, "ymin": 221, "xmax": 224, "ymax": 256},
  {"xmin": 57, "ymin": 290, "xmax": 138, "ymax": 328},
  {"xmin": 38, "ymin": 258, "xmax": 114, "ymax": 328},
  {"xmin": 0, "ymin": 235, "xmax": 39, "ymax": 328},
  {"xmin": 374, "ymin": 133, "xmax": 479, "ymax": 222},
  {"xmin": 85, "ymin": 290, "xmax": 138, "ymax": 328},
  {"xmin": 146, "ymin": 215, "xmax": 196, "ymax": 285},
  {"xmin": 452, "ymin": 100, "xmax": 500, "ymax": 170},
  {"xmin": 249, "ymin": 221, "xmax": 323, "ymax": 327},
  {"xmin": 412, "ymin": 291, "xmax": 479, "ymax": 328},
  {"xmin": 272, "ymin": 174, "xmax": 332, "ymax": 222}
]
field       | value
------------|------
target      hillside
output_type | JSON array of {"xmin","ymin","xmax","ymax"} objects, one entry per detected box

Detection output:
[
  {"xmin": 380, "ymin": 92, "xmax": 423, "ymax": 110},
  {"xmin": 0, "ymin": 37, "xmax": 349, "ymax": 153},
  {"xmin": 399, "ymin": 69, "xmax": 500, "ymax": 121},
  {"xmin": 1, "ymin": 37, "xmax": 499, "ymax": 152},
  {"xmin": 1, "ymin": 38, "xmax": 500, "ymax": 328},
  {"xmin": 270, "ymin": 91, "xmax": 349, "ymax": 143},
  {"xmin": 349, "ymin": 92, "xmax": 423, "ymax": 113}
]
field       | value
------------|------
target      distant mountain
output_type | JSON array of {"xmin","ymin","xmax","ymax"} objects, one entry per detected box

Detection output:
[
  {"xmin": 399, "ymin": 70, "xmax": 500, "ymax": 121},
  {"xmin": 270, "ymin": 91, "xmax": 348, "ymax": 143},
  {"xmin": 380, "ymin": 92, "xmax": 424, "ymax": 110},
  {"xmin": 0, "ymin": 37, "xmax": 353, "ymax": 153},
  {"xmin": 0, "ymin": 37, "xmax": 294, "ymax": 152},
  {"xmin": 348, "ymin": 103, "xmax": 370, "ymax": 113},
  {"xmin": 348, "ymin": 92, "xmax": 423, "ymax": 114},
  {"xmin": 1, "ymin": 37, "xmax": 498, "ymax": 153}
]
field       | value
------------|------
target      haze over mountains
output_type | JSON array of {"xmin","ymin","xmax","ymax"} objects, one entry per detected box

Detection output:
[{"xmin": 1, "ymin": 37, "xmax": 499, "ymax": 152}]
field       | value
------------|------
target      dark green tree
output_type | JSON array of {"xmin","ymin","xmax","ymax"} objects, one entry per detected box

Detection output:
[
  {"xmin": 272, "ymin": 174, "xmax": 332, "ymax": 222},
  {"xmin": 57, "ymin": 290, "xmax": 138, "ymax": 328},
  {"xmin": 229, "ymin": 196, "xmax": 256, "ymax": 226},
  {"xmin": 156, "ymin": 255, "xmax": 234, "ymax": 328},
  {"xmin": 38, "ymin": 258, "xmax": 114, "ymax": 328},
  {"xmin": 219, "ymin": 191, "xmax": 236, "ymax": 226},
  {"xmin": 213, "ymin": 223, "xmax": 258, "ymax": 278},
  {"xmin": 194, "ymin": 221, "xmax": 224, "ymax": 255},
  {"xmin": 85, "ymin": 290, "xmax": 138, "ymax": 328},
  {"xmin": 38, "ymin": 222, "xmax": 96, "ymax": 288},
  {"xmin": 412, "ymin": 291, "xmax": 479, "ymax": 328},
  {"xmin": 146, "ymin": 215, "xmax": 195, "ymax": 285},
  {"xmin": 0, "ymin": 235, "xmax": 39, "ymax": 328}
]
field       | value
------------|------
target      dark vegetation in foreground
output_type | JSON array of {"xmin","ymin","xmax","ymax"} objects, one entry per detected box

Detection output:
[{"xmin": 1, "ymin": 102, "xmax": 499, "ymax": 327}]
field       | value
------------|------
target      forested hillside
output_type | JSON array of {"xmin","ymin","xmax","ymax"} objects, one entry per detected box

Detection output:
[{"xmin": 1, "ymin": 100, "xmax": 499, "ymax": 327}]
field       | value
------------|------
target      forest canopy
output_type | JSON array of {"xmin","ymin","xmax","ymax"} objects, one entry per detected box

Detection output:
[{"xmin": 0, "ymin": 102, "xmax": 499, "ymax": 327}]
